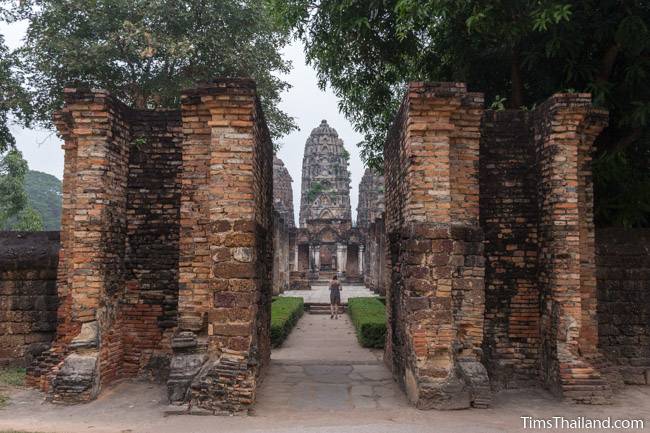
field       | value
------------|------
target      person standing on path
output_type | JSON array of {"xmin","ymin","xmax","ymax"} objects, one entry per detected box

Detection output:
[{"xmin": 329, "ymin": 274, "xmax": 342, "ymax": 319}]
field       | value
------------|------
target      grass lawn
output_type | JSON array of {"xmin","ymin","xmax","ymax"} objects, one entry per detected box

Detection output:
[
  {"xmin": 0, "ymin": 366, "xmax": 26, "ymax": 409},
  {"xmin": 0, "ymin": 367, "xmax": 26, "ymax": 387}
]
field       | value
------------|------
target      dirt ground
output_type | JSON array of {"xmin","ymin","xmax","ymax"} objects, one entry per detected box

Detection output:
[{"xmin": 0, "ymin": 381, "xmax": 648, "ymax": 433}]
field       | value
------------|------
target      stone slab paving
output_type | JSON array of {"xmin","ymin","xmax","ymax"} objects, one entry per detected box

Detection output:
[
  {"xmin": 280, "ymin": 284, "xmax": 378, "ymax": 304},
  {"xmin": 255, "ymin": 313, "xmax": 407, "ymax": 413}
]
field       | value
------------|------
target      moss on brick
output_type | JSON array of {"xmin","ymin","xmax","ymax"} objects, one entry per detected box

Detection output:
[
  {"xmin": 270, "ymin": 297, "xmax": 304, "ymax": 347},
  {"xmin": 348, "ymin": 297, "xmax": 386, "ymax": 348}
]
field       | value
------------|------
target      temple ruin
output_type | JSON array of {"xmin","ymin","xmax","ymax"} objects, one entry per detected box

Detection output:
[
  {"xmin": 0, "ymin": 78, "xmax": 645, "ymax": 413},
  {"xmin": 290, "ymin": 120, "xmax": 365, "ymax": 286}
]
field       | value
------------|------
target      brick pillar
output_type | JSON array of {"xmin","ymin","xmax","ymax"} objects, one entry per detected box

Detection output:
[
  {"xmin": 168, "ymin": 79, "xmax": 273, "ymax": 413},
  {"xmin": 28, "ymin": 88, "xmax": 131, "ymax": 403},
  {"xmin": 534, "ymin": 94, "xmax": 611, "ymax": 403},
  {"xmin": 384, "ymin": 82, "xmax": 490, "ymax": 409}
]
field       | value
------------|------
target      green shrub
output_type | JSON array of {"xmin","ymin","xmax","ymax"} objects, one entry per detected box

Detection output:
[
  {"xmin": 270, "ymin": 297, "xmax": 304, "ymax": 347},
  {"xmin": 348, "ymin": 297, "xmax": 386, "ymax": 348}
]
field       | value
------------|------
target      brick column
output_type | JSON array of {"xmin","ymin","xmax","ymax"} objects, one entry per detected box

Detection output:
[
  {"xmin": 534, "ymin": 94, "xmax": 611, "ymax": 403},
  {"xmin": 29, "ymin": 88, "xmax": 131, "ymax": 403},
  {"xmin": 169, "ymin": 79, "xmax": 273, "ymax": 413},
  {"xmin": 384, "ymin": 82, "xmax": 489, "ymax": 409}
]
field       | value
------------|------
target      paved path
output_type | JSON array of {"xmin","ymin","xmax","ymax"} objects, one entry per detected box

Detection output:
[
  {"xmin": 255, "ymin": 314, "xmax": 406, "ymax": 413},
  {"xmin": 280, "ymin": 284, "xmax": 377, "ymax": 304}
]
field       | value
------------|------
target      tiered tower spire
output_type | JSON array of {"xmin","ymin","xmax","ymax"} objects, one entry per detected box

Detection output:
[{"xmin": 299, "ymin": 120, "xmax": 351, "ymax": 227}]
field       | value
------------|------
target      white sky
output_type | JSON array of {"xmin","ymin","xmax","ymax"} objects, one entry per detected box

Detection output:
[{"xmin": 0, "ymin": 23, "xmax": 365, "ymax": 223}]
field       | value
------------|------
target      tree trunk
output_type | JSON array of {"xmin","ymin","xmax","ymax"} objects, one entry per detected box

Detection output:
[
  {"xmin": 510, "ymin": 48, "xmax": 524, "ymax": 108},
  {"xmin": 598, "ymin": 44, "xmax": 619, "ymax": 83}
]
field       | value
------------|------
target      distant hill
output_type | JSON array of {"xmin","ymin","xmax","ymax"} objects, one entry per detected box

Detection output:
[{"xmin": 24, "ymin": 170, "xmax": 62, "ymax": 230}]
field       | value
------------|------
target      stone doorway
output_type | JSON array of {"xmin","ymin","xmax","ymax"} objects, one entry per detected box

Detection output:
[
  {"xmin": 297, "ymin": 244, "xmax": 310, "ymax": 271},
  {"xmin": 319, "ymin": 244, "xmax": 336, "ymax": 271},
  {"xmin": 346, "ymin": 244, "xmax": 359, "ymax": 276}
]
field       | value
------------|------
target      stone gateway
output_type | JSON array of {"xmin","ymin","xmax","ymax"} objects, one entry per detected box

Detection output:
[{"xmin": 19, "ymin": 79, "xmax": 646, "ymax": 413}]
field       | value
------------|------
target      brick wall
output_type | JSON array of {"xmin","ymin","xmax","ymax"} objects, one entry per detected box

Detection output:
[
  {"xmin": 169, "ymin": 79, "xmax": 273, "ymax": 414},
  {"xmin": 25, "ymin": 80, "xmax": 274, "ymax": 411},
  {"xmin": 480, "ymin": 111, "xmax": 541, "ymax": 388},
  {"xmin": 27, "ymin": 89, "xmax": 184, "ymax": 403},
  {"xmin": 597, "ymin": 228, "xmax": 650, "ymax": 385},
  {"xmin": 533, "ymin": 95, "xmax": 610, "ymax": 403},
  {"xmin": 0, "ymin": 232, "xmax": 59, "ymax": 366},
  {"xmin": 479, "ymin": 95, "xmax": 612, "ymax": 403},
  {"xmin": 31, "ymin": 88, "xmax": 134, "ymax": 403},
  {"xmin": 384, "ymin": 82, "xmax": 490, "ymax": 409},
  {"xmin": 122, "ymin": 109, "xmax": 183, "ymax": 379}
]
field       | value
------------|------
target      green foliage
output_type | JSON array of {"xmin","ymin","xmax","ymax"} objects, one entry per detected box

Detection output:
[
  {"xmin": 593, "ymin": 138, "xmax": 650, "ymax": 228},
  {"xmin": 6, "ymin": 170, "xmax": 62, "ymax": 230},
  {"xmin": 11, "ymin": 207, "xmax": 44, "ymax": 231},
  {"xmin": 489, "ymin": 95, "xmax": 507, "ymax": 111},
  {"xmin": 22, "ymin": 171, "xmax": 62, "ymax": 230},
  {"xmin": 348, "ymin": 297, "xmax": 386, "ymax": 349},
  {"xmin": 14, "ymin": 0, "xmax": 296, "ymax": 141},
  {"xmin": 0, "ymin": 34, "xmax": 31, "ymax": 153},
  {"xmin": 270, "ymin": 297, "xmax": 304, "ymax": 347},
  {"xmin": 341, "ymin": 147, "xmax": 350, "ymax": 161},
  {"xmin": 306, "ymin": 181, "xmax": 325, "ymax": 203},
  {"xmin": 272, "ymin": 0, "xmax": 650, "ymax": 226},
  {"xmin": 0, "ymin": 149, "xmax": 28, "ymax": 228}
]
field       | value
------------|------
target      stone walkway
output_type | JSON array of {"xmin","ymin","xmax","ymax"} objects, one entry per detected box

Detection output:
[
  {"xmin": 255, "ymin": 313, "xmax": 407, "ymax": 413},
  {"xmin": 280, "ymin": 284, "xmax": 377, "ymax": 304}
]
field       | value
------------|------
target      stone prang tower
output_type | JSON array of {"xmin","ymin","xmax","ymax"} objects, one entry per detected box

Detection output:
[
  {"xmin": 356, "ymin": 168, "xmax": 385, "ymax": 229},
  {"xmin": 299, "ymin": 120, "xmax": 352, "ymax": 227},
  {"xmin": 273, "ymin": 156, "xmax": 295, "ymax": 228}
]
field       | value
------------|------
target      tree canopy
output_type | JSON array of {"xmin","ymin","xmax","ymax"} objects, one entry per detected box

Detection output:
[
  {"xmin": 12, "ymin": 0, "xmax": 296, "ymax": 140},
  {"xmin": 0, "ymin": 148, "xmax": 43, "ymax": 231},
  {"xmin": 0, "ymin": 33, "xmax": 30, "ymax": 153},
  {"xmin": 5, "ymin": 169, "xmax": 62, "ymax": 230},
  {"xmin": 271, "ymin": 0, "xmax": 650, "ymax": 226}
]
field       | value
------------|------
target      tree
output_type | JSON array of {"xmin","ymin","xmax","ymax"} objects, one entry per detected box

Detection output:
[
  {"xmin": 271, "ymin": 0, "xmax": 650, "ymax": 226},
  {"xmin": 11, "ymin": 206, "xmax": 44, "ymax": 231},
  {"xmin": 0, "ymin": 150, "xmax": 46, "ymax": 230},
  {"xmin": 0, "ymin": 148, "xmax": 28, "ymax": 227},
  {"xmin": 0, "ymin": 33, "xmax": 31, "ymax": 153},
  {"xmin": 5, "ymin": 170, "xmax": 62, "ymax": 230},
  {"xmin": 14, "ymin": 0, "xmax": 296, "ymax": 141}
]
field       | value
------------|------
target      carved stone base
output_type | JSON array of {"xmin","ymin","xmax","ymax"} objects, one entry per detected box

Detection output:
[{"xmin": 51, "ymin": 352, "xmax": 100, "ymax": 404}]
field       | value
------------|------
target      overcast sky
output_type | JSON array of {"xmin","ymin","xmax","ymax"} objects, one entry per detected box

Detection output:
[{"xmin": 1, "ymin": 23, "xmax": 366, "ymax": 223}]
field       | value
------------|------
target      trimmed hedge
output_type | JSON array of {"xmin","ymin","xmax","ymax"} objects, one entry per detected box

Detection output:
[
  {"xmin": 348, "ymin": 297, "xmax": 386, "ymax": 348},
  {"xmin": 270, "ymin": 297, "xmax": 304, "ymax": 347}
]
